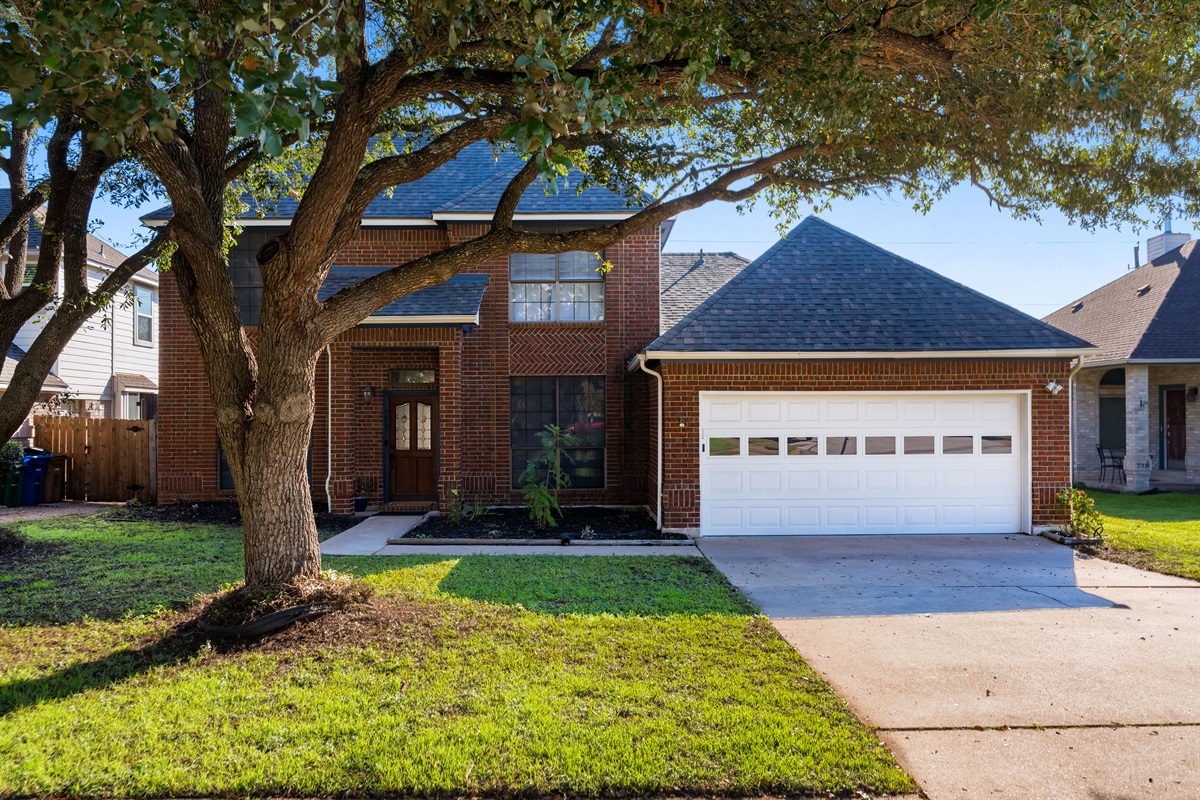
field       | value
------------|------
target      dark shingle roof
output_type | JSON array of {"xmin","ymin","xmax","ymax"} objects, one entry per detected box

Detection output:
[
  {"xmin": 1043, "ymin": 239, "xmax": 1200, "ymax": 362},
  {"xmin": 142, "ymin": 141, "xmax": 644, "ymax": 222},
  {"xmin": 0, "ymin": 194, "xmax": 157, "ymax": 280},
  {"xmin": 318, "ymin": 268, "xmax": 487, "ymax": 322},
  {"xmin": 648, "ymin": 216, "xmax": 1091, "ymax": 354},
  {"xmin": 0, "ymin": 343, "xmax": 69, "ymax": 390},
  {"xmin": 659, "ymin": 251, "xmax": 750, "ymax": 331}
]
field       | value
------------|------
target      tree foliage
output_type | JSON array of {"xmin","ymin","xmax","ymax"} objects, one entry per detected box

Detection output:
[{"xmin": 0, "ymin": 0, "xmax": 1195, "ymax": 586}]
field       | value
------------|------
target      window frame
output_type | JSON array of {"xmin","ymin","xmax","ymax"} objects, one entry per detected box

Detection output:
[
  {"xmin": 509, "ymin": 251, "xmax": 606, "ymax": 323},
  {"xmin": 133, "ymin": 284, "xmax": 154, "ymax": 345},
  {"xmin": 509, "ymin": 375, "xmax": 607, "ymax": 489}
]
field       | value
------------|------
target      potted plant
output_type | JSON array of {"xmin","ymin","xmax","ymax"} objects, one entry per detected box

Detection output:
[
  {"xmin": 1, "ymin": 440, "xmax": 24, "ymax": 508},
  {"xmin": 351, "ymin": 477, "xmax": 372, "ymax": 513}
]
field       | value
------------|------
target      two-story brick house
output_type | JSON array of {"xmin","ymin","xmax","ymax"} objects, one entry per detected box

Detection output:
[
  {"xmin": 146, "ymin": 143, "xmax": 662, "ymax": 514},
  {"xmin": 148, "ymin": 146, "xmax": 1091, "ymax": 535}
]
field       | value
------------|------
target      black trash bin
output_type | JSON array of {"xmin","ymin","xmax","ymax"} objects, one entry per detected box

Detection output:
[{"xmin": 42, "ymin": 454, "xmax": 67, "ymax": 503}]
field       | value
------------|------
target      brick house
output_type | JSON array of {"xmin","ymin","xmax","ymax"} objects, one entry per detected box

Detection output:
[
  {"xmin": 1044, "ymin": 228, "xmax": 1200, "ymax": 492},
  {"xmin": 148, "ymin": 149, "xmax": 1089, "ymax": 534}
]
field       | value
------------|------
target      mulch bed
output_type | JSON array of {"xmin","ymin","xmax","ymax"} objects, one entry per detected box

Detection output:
[
  {"xmin": 405, "ymin": 506, "xmax": 686, "ymax": 540},
  {"xmin": 109, "ymin": 501, "xmax": 361, "ymax": 537}
]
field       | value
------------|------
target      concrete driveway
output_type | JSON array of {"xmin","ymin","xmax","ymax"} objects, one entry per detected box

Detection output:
[{"xmin": 698, "ymin": 535, "xmax": 1200, "ymax": 800}]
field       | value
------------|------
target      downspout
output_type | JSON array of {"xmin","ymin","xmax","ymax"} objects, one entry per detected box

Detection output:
[
  {"xmin": 1067, "ymin": 354, "xmax": 1088, "ymax": 488},
  {"xmin": 324, "ymin": 345, "xmax": 333, "ymax": 514},
  {"xmin": 635, "ymin": 353, "xmax": 663, "ymax": 529}
]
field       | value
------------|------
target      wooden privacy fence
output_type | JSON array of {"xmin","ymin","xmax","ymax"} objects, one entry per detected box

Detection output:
[{"xmin": 34, "ymin": 416, "xmax": 157, "ymax": 503}]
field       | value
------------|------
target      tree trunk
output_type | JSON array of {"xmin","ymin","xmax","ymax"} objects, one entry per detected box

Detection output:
[{"xmin": 235, "ymin": 414, "xmax": 323, "ymax": 588}]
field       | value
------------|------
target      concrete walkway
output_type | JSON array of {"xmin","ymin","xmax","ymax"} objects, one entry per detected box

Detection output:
[
  {"xmin": 320, "ymin": 515, "xmax": 702, "ymax": 556},
  {"xmin": 699, "ymin": 534, "xmax": 1200, "ymax": 799}
]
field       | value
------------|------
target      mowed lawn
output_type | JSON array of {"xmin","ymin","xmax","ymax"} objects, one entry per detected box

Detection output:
[
  {"xmin": 0, "ymin": 514, "xmax": 913, "ymax": 798},
  {"xmin": 1091, "ymin": 491, "xmax": 1200, "ymax": 580}
]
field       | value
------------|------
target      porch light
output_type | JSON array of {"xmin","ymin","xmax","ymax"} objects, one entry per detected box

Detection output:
[
  {"xmin": 1188, "ymin": 387, "xmax": 1198, "ymax": 403},
  {"xmin": 361, "ymin": 385, "xmax": 377, "ymax": 404}
]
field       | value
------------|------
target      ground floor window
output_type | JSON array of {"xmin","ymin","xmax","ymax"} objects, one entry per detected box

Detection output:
[
  {"xmin": 510, "ymin": 375, "xmax": 605, "ymax": 489},
  {"xmin": 1099, "ymin": 396, "xmax": 1126, "ymax": 449},
  {"xmin": 123, "ymin": 392, "xmax": 157, "ymax": 421}
]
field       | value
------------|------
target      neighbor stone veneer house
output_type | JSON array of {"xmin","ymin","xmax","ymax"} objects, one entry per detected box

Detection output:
[
  {"xmin": 1045, "ymin": 229, "xmax": 1200, "ymax": 491},
  {"xmin": 149, "ymin": 146, "xmax": 1089, "ymax": 533}
]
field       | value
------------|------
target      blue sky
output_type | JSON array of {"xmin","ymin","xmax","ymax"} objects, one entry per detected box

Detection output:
[{"xmin": 87, "ymin": 181, "xmax": 1178, "ymax": 320}]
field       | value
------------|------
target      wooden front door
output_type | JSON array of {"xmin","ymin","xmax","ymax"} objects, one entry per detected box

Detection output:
[
  {"xmin": 388, "ymin": 395, "xmax": 437, "ymax": 500},
  {"xmin": 1164, "ymin": 388, "xmax": 1187, "ymax": 470}
]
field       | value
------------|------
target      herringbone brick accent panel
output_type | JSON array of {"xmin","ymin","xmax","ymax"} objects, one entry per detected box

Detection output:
[{"xmin": 509, "ymin": 325, "xmax": 606, "ymax": 374}]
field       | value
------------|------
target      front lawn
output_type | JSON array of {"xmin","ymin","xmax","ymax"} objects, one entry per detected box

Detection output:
[
  {"xmin": 0, "ymin": 514, "xmax": 914, "ymax": 798},
  {"xmin": 1090, "ymin": 491, "xmax": 1200, "ymax": 580}
]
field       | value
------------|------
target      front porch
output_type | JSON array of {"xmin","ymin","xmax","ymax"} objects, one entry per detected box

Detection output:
[{"xmin": 1073, "ymin": 364, "xmax": 1200, "ymax": 492}]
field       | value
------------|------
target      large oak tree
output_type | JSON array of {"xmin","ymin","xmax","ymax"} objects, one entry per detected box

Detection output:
[{"xmin": 2, "ymin": 0, "xmax": 1196, "ymax": 588}]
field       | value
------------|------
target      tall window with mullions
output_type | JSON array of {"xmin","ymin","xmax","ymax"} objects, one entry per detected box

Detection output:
[{"xmin": 510, "ymin": 376, "xmax": 606, "ymax": 489}]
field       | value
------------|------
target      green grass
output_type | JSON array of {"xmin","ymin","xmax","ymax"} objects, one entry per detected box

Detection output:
[
  {"xmin": 1091, "ymin": 491, "xmax": 1200, "ymax": 580},
  {"xmin": 0, "ymin": 516, "xmax": 914, "ymax": 797}
]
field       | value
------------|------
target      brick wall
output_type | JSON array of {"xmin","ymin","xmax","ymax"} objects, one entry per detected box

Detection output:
[
  {"xmin": 157, "ymin": 223, "xmax": 661, "ymax": 512},
  {"xmin": 656, "ymin": 359, "xmax": 1074, "ymax": 531}
]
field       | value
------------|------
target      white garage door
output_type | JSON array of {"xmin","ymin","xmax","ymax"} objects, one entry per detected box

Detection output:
[{"xmin": 699, "ymin": 392, "xmax": 1027, "ymax": 535}]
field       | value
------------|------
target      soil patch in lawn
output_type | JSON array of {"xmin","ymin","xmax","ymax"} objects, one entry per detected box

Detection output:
[
  {"xmin": 405, "ymin": 506, "xmax": 685, "ymax": 540},
  {"xmin": 0, "ymin": 526, "xmax": 24, "ymax": 557},
  {"xmin": 108, "ymin": 500, "xmax": 360, "ymax": 537}
]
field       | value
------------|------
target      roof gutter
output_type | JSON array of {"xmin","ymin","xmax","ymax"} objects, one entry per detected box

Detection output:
[
  {"xmin": 640, "ymin": 347, "xmax": 1099, "ymax": 362},
  {"xmin": 1077, "ymin": 357, "xmax": 1200, "ymax": 368},
  {"xmin": 360, "ymin": 313, "xmax": 480, "ymax": 326}
]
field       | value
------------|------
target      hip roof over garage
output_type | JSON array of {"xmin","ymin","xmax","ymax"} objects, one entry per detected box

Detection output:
[{"xmin": 645, "ymin": 217, "xmax": 1092, "ymax": 359}]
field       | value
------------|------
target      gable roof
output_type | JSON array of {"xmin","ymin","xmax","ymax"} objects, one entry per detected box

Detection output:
[
  {"xmin": 1043, "ymin": 239, "xmax": 1200, "ymax": 364},
  {"xmin": 0, "ymin": 195, "xmax": 157, "ymax": 281},
  {"xmin": 317, "ymin": 268, "xmax": 487, "ymax": 325},
  {"xmin": 142, "ymin": 141, "xmax": 646, "ymax": 224},
  {"xmin": 659, "ymin": 251, "xmax": 750, "ymax": 331},
  {"xmin": 646, "ymin": 216, "xmax": 1091, "ymax": 357},
  {"xmin": 0, "ymin": 343, "xmax": 69, "ymax": 391}
]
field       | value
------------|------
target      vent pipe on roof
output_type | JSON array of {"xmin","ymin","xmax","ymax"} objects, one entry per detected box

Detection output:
[{"xmin": 1133, "ymin": 244, "xmax": 1139, "ymax": 270}]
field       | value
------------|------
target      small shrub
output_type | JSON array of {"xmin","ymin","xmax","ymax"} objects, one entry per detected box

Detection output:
[
  {"xmin": 519, "ymin": 424, "xmax": 581, "ymax": 528},
  {"xmin": 1, "ymin": 440, "xmax": 24, "ymax": 477},
  {"xmin": 1057, "ymin": 486, "xmax": 1104, "ymax": 539},
  {"xmin": 352, "ymin": 476, "xmax": 372, "ymax": 497}
]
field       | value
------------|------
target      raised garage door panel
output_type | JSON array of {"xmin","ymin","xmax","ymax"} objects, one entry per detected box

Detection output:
[{"xmin": 699, "ymin": 393, "xmax": 1025, "ymax": 535}]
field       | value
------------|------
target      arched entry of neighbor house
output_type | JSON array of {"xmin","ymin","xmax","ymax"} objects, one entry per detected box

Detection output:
[{"xmin": 1098, "ymin": 368, "xmax": 1126, "ymax": 450}]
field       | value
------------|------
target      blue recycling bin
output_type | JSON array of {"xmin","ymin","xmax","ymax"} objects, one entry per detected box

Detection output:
[{"xmin": 20, "ymin": 453, "xmax": 50, "ymax": 506}]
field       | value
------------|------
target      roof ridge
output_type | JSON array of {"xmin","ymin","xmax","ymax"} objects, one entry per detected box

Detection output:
[{"xmin": 801, "ymin": 216, "xmax": 1092, "ymax": 348}]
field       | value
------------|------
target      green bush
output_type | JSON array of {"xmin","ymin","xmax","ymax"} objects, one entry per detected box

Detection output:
[
  {"xmin": 1, "ymin": 439, "xmax": 24, "ymax": 477},
  {"xmin": 1057, "ymin": 486, "xmax": 1104, "ymax": 539}
]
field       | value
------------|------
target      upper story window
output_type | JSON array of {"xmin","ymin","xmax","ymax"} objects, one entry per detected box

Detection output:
[
  {"xmin": 509, "ymin": 251, "xmax": 604, "ymax": 322},
  {"xmin": 229, "ymin": 231, "xmax": 272, "ymax": 326},
  {"xmin": 134, "ymin": 284, "xmax": 154, "ymax": 344}
]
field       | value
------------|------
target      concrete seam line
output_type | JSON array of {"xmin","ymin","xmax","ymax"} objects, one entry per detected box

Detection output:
[{"xmin": 877, "ymin": 722, "xmax": 1200, "ymax": 732}]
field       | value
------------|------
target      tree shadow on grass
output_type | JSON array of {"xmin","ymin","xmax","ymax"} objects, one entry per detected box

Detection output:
[{"xmin": 0, "ymin": 622, "xmax": 208, "ymax": 718}]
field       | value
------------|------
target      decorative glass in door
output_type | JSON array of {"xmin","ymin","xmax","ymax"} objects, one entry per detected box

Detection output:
[
  {"xmin": 395, "ymin": 403, "xmax": 411, "ymax": 450},
  {"xmin": 417, "ymin": 403, "xmax": 432, "ymax": 450}
]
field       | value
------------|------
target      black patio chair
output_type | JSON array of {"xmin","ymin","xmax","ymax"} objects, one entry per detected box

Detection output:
[{"xmin": 1096, "ymin": 445, "xmax": 1126, "ymax": 484}]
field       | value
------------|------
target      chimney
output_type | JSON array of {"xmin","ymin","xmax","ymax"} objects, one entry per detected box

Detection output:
[{"xmin": 1146, "ymin": 217, "xmax": 1191, "ymax": 261}]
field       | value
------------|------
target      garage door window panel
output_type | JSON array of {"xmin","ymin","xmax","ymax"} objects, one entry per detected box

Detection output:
[
  {"xmin": 827, "ymin": 436, "xmax": 857, "ymax": 455},
  {"xmin": 982, "ymin": 435, "xmax": 1013, "ymax": 454},
  {"xmin": 904, "ymin": 436, "xmax": 935, "ymax": 455},
  {"xmin": 943, "ymin": 435, "xmax": 974, "ymax": 454},
  {"xmin": 748, "ymin": 437, "xmax": 780, "ymax": 456},
  {"xmin": 787, "ymin": 436, "xmax": 818, "ymax": 456},
  {"xmin": 709, "ymin": 437, "xmax": 740, "ymax": 456},
  {"xmin": 865, "ymin": 436, "xmax": 896, "ymax": 455}
]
